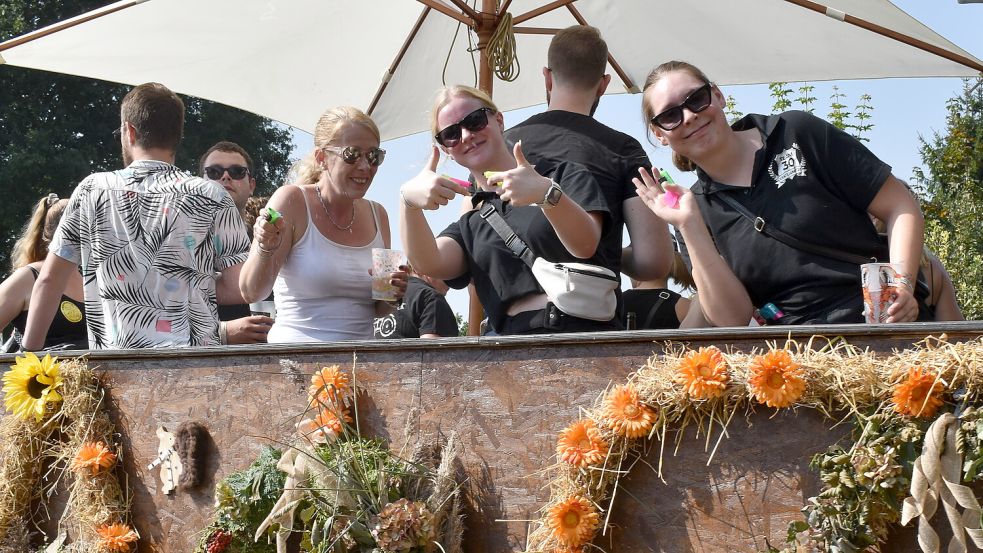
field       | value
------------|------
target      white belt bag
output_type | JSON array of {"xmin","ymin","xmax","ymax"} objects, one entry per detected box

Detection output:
[{"xmin": 478, "ymin": 202, "xmax": 618, "ymax": 322}]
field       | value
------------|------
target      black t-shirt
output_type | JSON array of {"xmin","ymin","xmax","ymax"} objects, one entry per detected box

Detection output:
[
  {"xmin": 623, "ymin": 288, "xmax": 683, "ymax": 329},
  {"xmin": 504, "ymin": 110, "xmax": 650, "ymax": 274},
  {"xmin": 687, "ymin": 111, "xmax": 892, "ymax": 324},
  {"xmin": 439, "ymin": 160, "xmax": 612, "ymax": 333},
  {"xmin": 374, "ymin": 277, "xmax": 458, "ymax": 339}
]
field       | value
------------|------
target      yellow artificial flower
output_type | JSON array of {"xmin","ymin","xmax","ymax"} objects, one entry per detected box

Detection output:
[
  {"xmin": 2, "ymin": 352, "xmax": 63, "ymax": 421},
  {"xmin": 556, "ymin": 419, "xmax": 608, "ymax": 468},
  {"xmin": 675, "ymin": 346, "xmax": 730, "ymax": 400},
  {"xmin": 747, "ymin": 349, "xmax": 806, "ymax": 408},
  {"xmin": 546, "ymin": 495, "xmax": 599, "ymax": 548},
  {"xmin": 892, "ymin": 367, "xmax": 945, "ymax": 418}
]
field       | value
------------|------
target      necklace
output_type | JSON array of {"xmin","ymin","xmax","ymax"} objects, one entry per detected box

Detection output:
[{"xmin": 315, "ymin": 185, "xmax": 356, "ymax": 234}]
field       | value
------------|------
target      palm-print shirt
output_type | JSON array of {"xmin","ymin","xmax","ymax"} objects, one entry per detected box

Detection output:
[{"xmin": 49, "ymin": 160, "xmax": 250, "ymax": 349}]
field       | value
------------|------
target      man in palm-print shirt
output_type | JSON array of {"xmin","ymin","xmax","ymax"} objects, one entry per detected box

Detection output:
[{"xmin": 23, "ymin": 83, "xmax": 250, "ymax": 350}]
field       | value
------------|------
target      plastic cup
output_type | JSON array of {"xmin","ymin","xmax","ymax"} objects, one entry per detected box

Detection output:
[
  {"xmin": 860, "ymin": 263, "xmax": 901, "ymax": 323},
  {"xmin": 372, "ymin": 248, "xmax": 405, "ymax": 302},
  {"xmin": 249, "ymin": 300, "xmax": 277, "ymax": 321}
]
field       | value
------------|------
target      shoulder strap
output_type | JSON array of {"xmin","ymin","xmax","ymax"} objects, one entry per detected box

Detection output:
[
  {"xmin": 477, "ymin": 203, "xmax": 537, "ymax": 268},
  {"xmin": 715, "ymin": 193, "xmax": 875, "ymax": 265},
  {"xmin": 641, "ymin": 290, "xmax": 673, "ymax": 329}
]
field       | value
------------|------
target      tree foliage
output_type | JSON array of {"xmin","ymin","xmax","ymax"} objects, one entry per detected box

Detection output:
[
  {"xmin": 0, "ymin": 0, "xmax": 293, "ymax": 275},
  {"xmin": 913, "ymin": 78, "xmax": 983, "ymax": 319}
]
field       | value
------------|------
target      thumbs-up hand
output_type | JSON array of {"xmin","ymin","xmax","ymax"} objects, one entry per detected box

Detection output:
[
  {"xmin": 400, "ymin": 145, "xmax": 471, "ymax": 211},
  {"xmin": 485, "ymin": 141, "xmax": 553, "ymax": 207}
]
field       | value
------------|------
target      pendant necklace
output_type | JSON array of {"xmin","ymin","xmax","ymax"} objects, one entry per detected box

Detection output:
[{"xmin": 315, "ymin": 185, "xmax": 356, "ymax": 234}]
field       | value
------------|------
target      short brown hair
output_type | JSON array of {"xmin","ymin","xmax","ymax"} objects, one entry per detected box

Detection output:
[
  {"xmin": 120, "ymin": 82, "xmax": 185, "ymax": 151},
  {"xmin": 199, "ymin": 141, "xmax": 255, "ymax": 176},
  {"xmin": 547, "ymin": 25, "xmax": 608, "ymax": 90}
]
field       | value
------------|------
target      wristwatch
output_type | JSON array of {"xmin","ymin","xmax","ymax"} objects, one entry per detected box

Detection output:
[{"xmin": 538, "ymin": 180, "xmax": 563, "ymax": 209}]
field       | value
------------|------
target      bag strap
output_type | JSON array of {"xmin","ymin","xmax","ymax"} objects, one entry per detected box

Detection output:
[
  {"xmin": 478, "ymin": 202, "xmax": 537, "ymax": 268},
  {"xmin": 715, "ymin": 193, "xmax": 875, "ymax": 266},
  {"xmin": 641, "ymin": 290, "xmax": 673, "ymax": 329}
]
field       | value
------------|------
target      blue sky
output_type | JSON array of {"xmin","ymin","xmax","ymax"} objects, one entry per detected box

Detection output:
[{"xmin": 290, "ymin": 0, "xmax": 983, "ymax": 320}]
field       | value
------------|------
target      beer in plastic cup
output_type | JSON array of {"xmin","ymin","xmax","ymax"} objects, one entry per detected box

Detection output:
[
  {"xmin": 249, "ymin": 300, "xmax": 277, "ymax": 321},
  {"xmin": 371, "ymin": 248, "xmax": 405, "ymax": 302},
  {"xmin": 860, "ymin": 263, "xmax": 902, "ymax": 323}
]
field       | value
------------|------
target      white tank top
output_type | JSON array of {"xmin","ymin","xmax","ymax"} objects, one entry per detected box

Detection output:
[{"xmin": 268, "ymin": 191, "xmax": 384, "ymax": 343}]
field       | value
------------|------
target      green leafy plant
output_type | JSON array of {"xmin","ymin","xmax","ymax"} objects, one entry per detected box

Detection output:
[
  {"xmin": 769, "ymin": 82, "xmax": 794, "ymax": 113},
  {"xmin": 796, "ymin": 83, "xmax": 817, "ymax": 113},
  {"xmin": 827, "ymin": 86, "xmax": 851, "ymax": 130}
]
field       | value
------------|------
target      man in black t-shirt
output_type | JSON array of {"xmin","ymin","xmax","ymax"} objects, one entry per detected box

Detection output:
[
  {"xmin": 503, "ymin": 25, "xmax": 673, "ymax": 281},
  {"xmin": 374, "ymin": 275, "xmax": 458, "ymax": 339}
]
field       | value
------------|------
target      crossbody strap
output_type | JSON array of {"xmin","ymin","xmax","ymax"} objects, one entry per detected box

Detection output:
[
  {"xmin": 478, "ymin": 202, "xmax": 538, "ymax": 268},
  {"xmin": 715, "ymin": 193, "xmax": 875, "ymax": 266},
  {"xmin": 641, "ymin": 290, "xmax": 673, "ymax": 329}
]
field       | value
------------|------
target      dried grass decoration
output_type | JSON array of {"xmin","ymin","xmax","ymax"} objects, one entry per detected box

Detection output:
[
  {"xmin": 524, "ymin": 336, "xmax": 983, "ymax": 553},
  {"xmin": 196, "ymin": 362, "xmax": 465, "ymax": 553},
  {"xmin": 0, "ymin": 354, "xmax": 133, "ymax": 551}
]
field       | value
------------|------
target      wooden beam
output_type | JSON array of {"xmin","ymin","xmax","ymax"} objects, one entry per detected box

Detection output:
[
  {"xmin": 512, "ymin": 0, "xmax": 576, "ymax": 25},
  {"xmin": 513, "ymin": 26, "xmax": 561, "ymax": 35},
  {"xmin": 416, "ymin": 0, "xmax": 474, "ymax": 27},
  {"xmin": 565, "ymin": 3, "xmax": 638, "ymax": 93},
  {"xmin": 0, "ymin": 0, "xmax": 146, "ymax": 53},
  {"xmin": 368, "ymin": 6, "xmax": 431, "ymax": 115},
  {"xmin": 445, "ymin": 0, "xmax": 481, "ymax": 22}
]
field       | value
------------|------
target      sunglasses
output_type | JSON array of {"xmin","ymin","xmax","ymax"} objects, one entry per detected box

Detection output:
[
  {"xmin": 204, "ymin": 165, "xmax": 250, "ymax": 180},
  {"xmin": 434, "ymin": 107, "xmax": 494, "ymax": 148},
  {"xmin": 650, "ymin": 83, "xmax": 713, "ymax": 131},
  {"xmin": 323, "ymin": 145, "xmax": 386, "ymax": 167}
]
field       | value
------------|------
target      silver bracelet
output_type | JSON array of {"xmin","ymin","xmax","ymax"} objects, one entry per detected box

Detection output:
[{"xmin": 895, "ymin": 275, "xmax": 914, "ymax": 292}]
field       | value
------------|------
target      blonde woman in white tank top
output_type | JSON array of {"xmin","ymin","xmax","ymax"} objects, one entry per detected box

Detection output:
[{"xmin": 239, "ymin": 107, "xmax": 408, "ymax": 342}]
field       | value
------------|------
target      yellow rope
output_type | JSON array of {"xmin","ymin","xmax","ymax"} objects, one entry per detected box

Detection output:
[{"xmin": 486, "ymin": 11, "xmax": 519, "ymax": 82}]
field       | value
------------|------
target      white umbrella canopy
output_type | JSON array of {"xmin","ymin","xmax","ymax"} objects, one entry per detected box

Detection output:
[{"xmin": 0, "ymin": 0, "xmax": 980, "ymax": 141}]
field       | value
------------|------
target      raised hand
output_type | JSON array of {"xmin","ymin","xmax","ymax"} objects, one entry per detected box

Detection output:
[
  {"xmin": 632, "ymin": 166, "xmax": 702, "ymax": 230},
  {"xmin": 400, "ymin": 146, "xmax": 471, "ymax": 210},
  {"xmin": 253, "ymin": 207, "xmax": 286, "ymax": 255},
  {"xmin": 485, "ymin": 141, "xmax": 552, "ymax": 207}
]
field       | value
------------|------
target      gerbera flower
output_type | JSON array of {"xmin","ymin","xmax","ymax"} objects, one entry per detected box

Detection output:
[
  {"xmin": 602, "ymin": 384, "xmax": 656, "ymax": 438},
  {"xmin": 747, "ymin": 349, "xmax": 806, "ymax": 408},
  {"xmin": 556, "ymin": 419, "xmax": 608, "ymax": 467},
  {"xmin": 546, "ymin": 495, "xmax": 599, "ymax": 548},
  {"xmin": 892, "ymin": 367, "xmax": 944, "ymax": 418},
  {"xmin": 71, "ymin": 441, "xmax": 117, "ymax": 476},
  {"xmin": 308, "ymin": 365, "xmax": 350, "ymax": 406},
  {"xmin": 298, "ymin": 409, "xmax": 347, "ymax": 444},
  {"xmin": 96, "ymin": 522, "xmax": 138, "ymax": 552},
  {"xmin": 2, "ymin": 352, "xmax": 63, "ymax": 421},
  {"xmin": 675, "ymin": 347, "xmax": 730, "ymax": 400}
]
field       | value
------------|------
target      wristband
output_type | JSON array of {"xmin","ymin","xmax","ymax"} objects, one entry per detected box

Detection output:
[
  {"xmin": 219, "ymin": 321, "xmax": 228, "ymax": 345},
  {"xmin": 400, "ymin": 189, "xmax": 423, "ymax": 211},
  {"xmin": 895, "ymin": 275, "xmax": 914, "ymax": 292}
]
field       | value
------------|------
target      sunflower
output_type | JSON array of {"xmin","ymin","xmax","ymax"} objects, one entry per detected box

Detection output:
[
  {"xmin": 602, "ymin": 384, "xmax": 656, "ymax": 438},
  {"xmin": 892, "ymin": 367, "xmax": 945, "ymax": 418},
  {"xmin": 96, "ymin": 522, "xmax": 138, "ymax": 552},
  {"xmin": 556, "ymin": 419, "xmax": 608, "ymax": 468},
  {"xmin": 675, "ymin": 346, "xmax": 730, "ymax": 400},
  {"xmin": 546, "ymin": 495, "xmax": 599, "ymax": 548},
  {"xmin": 747, "ymin": 349, "xmax": 806, "ymax": 408},
  {"xmin": 71, "ymin": 441, "xmax": 117, "ymax": 476},
  {"xmin": 2, "ymin": 352, "xmax": 63, "ymax": 421},
  {"xmin": 308, "ymin": 365, "xmax": 351, "ymax": 406}
]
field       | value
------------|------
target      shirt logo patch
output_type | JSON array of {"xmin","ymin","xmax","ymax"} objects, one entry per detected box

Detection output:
[
  {"xmin": 60, "ymin": 300, "xmax": 83, "ymax": 323},
  {"xmin": 767, "ymin": 143, "xmax": 807, "ymax": 189}
]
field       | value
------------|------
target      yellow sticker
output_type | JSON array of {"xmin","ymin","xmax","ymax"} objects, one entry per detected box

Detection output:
[{"xmin": 60, "ymin": 300, "xmax": 83, "ymax": 323}]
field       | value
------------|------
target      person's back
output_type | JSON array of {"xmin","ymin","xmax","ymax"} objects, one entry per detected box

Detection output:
[{"xmin": 374, "ymin": 275, "xmax": 457, "ymax": 339}]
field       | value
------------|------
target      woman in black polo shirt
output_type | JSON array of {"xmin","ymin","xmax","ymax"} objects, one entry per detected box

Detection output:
[
  {"xmin": 399, "ymin": 85, "xmax": 619, "ymax": 335},
  {"xmin": 633, "ymin": 61, "xmax": 926, "ymax": 326}
]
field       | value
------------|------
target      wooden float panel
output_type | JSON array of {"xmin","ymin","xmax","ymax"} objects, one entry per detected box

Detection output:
[{"xmin": 4, "ymin": 322, "xmax": 982, "ymax": 552}]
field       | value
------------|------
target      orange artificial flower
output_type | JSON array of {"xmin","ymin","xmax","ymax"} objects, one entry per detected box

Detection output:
[
  {"xmin": 675, "ymin": 347, "xmax": 730, "ymax": 400},
  {"xmin": 602, "ymin": 384, "xmax": 656, "ymax": 438},
  {"xmin": 70, "ymin": 441, "xmax": 117, "ymax": 476},
  {"xmin": 547, "ymin": 495, "xmax": 599, "ymax": 548},
  {"xmin": 556, "ymin": 419, "xmax": 609, "ymax": 468},
  {"xmin": 892, "ymin": 367, "xmax": 945, "ymax": 418},
  {"xmin": 314, "ymin": 409, "xmax": 345, "ymax": 437},
  {"xmin": 748, "ymin": 349, "xmax": 806, "ymax": 408},
  {"xmin": 308, "ymin": 365, "xmax": 350, "ymax": 406},
  {"xmin": 96, "ymin": 522, "xmax": 138, "ymax": 552}
]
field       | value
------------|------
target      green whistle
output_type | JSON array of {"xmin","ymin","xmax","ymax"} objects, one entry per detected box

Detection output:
[
  {"xmin": 659, "ymin": 169, "xmax": 675, "ymax": 185},
  {"xmin": 265, "ymin": 207, "xmax": 281, "ymax": 224}
]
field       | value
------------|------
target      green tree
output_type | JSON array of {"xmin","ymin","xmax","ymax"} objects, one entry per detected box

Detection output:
[
  {"xmin": 0, "ymin": 0, "xmax": 293, "ymax": 275},
  {"xmin": 768, "ymin": 82, "xmax": 794, "ymax": 113},
  {"xmin": 455, "ymin": 312, "xmax": 469, "ymax": 337},
  {"xmin": 796, "ymin": 83, "xmax": 817, "ymax": 113},
  {"xmin": 827, "ymin": 86, "xmax": 851, "ymax": 130},
  {"xmin": 851, "ymin": 93, "xmax": 875, "ymax": 143},
  {"xmin": 724, "ymin": 94, "xmax": 744, "ymax": 124},
  {"xmin": 913, "ymin": 78, "xmax": 983, "ymax": 319}
]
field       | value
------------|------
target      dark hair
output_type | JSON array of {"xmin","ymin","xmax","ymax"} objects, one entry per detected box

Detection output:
[
  {"xmin": 11, "ymin": 194, "xmax": 69, "ymax": 270},
  {"xmin": 547, "ymin": 25, "xmax": 608, "ymax": 90},
  {"xmin": 199, "ymin": 141, "xmax": 255, "ymax": 176},
  {"xmin": 640, "ymin": 61, "xmax": 712, "ymax": 172},
  {"xmin": 120, "ymin": 82, "xmax": 185, "ymax": 151}
]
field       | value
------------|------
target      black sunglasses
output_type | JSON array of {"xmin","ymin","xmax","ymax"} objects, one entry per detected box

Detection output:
[
  {"xmin": 650, "ymin": 83, "xmax": 713, "ymax": 131},
  {"xmin": 323, "ymin": 145, "xmax": 386, "ymax": 167},
  {"xmin": 204, "ymin": 165, "xmax": 250, "ymax": 180},
  {"xmin": 434, "ymin": 107, "xmax": 494, "ymax": 148}
]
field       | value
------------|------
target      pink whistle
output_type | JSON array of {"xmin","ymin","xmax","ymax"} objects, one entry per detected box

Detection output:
[
  {"xmin": 441, "ymin": 174, "xmax": 471, "ymax": 188},
  {"xmin": 662, "ymin": 189, "xmax": 680, "ymax": 209}
]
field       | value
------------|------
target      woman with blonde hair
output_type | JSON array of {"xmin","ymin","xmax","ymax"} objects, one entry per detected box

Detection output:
[
  {"xmin": 241, "ymin": 107, "xmax": 406, "ymax": 342},
  {"xmin": 0, "ymin": 193, "xmax": 87, "ymax": 351},
  {"xmin": 399, "ymin": 85, "xmax": 619, "ymax": 335}
]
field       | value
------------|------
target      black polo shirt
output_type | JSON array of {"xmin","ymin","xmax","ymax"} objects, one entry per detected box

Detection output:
[
  {"xmin": 504, "ymin": 110, "xmax": 650, "ymax": 274},
  {"xmin": 439, "ymin": 160, "xmax": 612, "ymax": 333},
  {"xmin": 374, "ymin": 277, "xmax": 458, "ymax": 339},
  {"xmin": 689, "ymin": 111, "xmax": 891, "ymax": 324}
]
